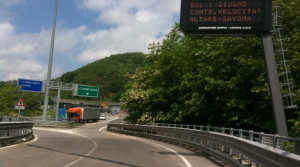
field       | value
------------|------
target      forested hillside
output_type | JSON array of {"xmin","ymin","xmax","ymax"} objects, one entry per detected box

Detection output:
[
  {"xmin": 57, "ymin": 52, "xmax": 145, "ymax": 102},
  {"xmin": 121, "ymin": 0, "xmax": 300, "ymax": 136},
  {"xmin": 0, "ymin": 52, "xmax": 145, "ymax": 116}
]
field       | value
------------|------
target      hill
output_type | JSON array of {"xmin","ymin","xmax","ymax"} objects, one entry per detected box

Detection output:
[{"xmin": 57, "ymin": 52, "xmax": 145, "ymax": 102}]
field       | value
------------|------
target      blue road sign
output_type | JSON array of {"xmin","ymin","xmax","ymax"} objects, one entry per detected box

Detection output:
[
  {"xmin": 58, "ymin": 108, "xmax": 66, "ymax": 119},
  {"xmin": 18, "ymin": 78, "xmax": 43, "ymax": 92}
]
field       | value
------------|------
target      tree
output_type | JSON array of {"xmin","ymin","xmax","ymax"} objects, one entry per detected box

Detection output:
[
  {"xmin": 0, "ymin": 82, "xmax": 44, "ymax": 116},
  {"xmin": 277, "ymin": 0, "xmax": 300, "ymax": 136},
  {"xmin": 122, "ymin": 7, "xmax": 300, "ymax": 134},
  {"xmin": 0, "ymin": 83, "xmax": 18, "ymax": 116}
]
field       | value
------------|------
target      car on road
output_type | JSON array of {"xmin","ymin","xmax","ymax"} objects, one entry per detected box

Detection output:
[{"xmin": 100, "ymin": 115, "xmax": 106, "ymax": 120}]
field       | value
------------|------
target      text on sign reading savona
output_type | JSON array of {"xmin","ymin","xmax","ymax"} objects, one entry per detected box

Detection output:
[{"xmin": 188, "ymin": 1, "xmax": 263, "ymax": 23}]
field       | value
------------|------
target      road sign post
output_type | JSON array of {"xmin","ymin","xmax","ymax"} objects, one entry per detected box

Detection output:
[
  {"xmin": 15, "ymin": 98, "xmax": 25, "ymax": 116},
  {"xmin": 262, "ymin": 33, "xmax": 288, "ymax": 136}
]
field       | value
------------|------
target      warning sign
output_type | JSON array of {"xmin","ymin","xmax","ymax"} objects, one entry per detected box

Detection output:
[
  {"xmin": 16, "ymin": 98, "xmax": 25, "ymax": 106},
  {"xmin": 15, "ymin": 98, "xmax": 25, "ymax": 110}
]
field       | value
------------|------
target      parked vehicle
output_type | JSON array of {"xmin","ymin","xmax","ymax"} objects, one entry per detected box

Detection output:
[{"xmin": 67, "ymin": 107, "xmax": 101, "ymax": 123}]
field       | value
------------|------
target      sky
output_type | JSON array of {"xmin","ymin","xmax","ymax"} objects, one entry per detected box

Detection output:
[{"xmin": 0, "ymin": 0, "xmax": 181, "ymax": 81}]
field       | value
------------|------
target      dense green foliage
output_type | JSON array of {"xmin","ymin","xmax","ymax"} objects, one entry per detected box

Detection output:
[
  {"xmin": 57, "ymin": 52, "xmax": 145, "ymax": 102},
  {"xmin": 121, "ymin": 0, "xmax": 300, "ymax": 135},
  {"xmin": 280, "ymin": 0, "xmax": 300, "ymax": 136},
  {"xmin": 122, "ymin": 26, "xmax": 275, "ymax": 132},
  {"xmin": 0, "ymin": 81, "xmax": 44, "ymax": 116}
]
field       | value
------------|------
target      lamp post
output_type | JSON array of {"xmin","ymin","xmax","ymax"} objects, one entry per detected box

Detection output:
[{"xmin": 42, "ymin": 0, "xmax": 58, "ymax": 121}]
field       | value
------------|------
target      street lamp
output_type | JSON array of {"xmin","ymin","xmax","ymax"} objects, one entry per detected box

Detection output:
[{"xmin": 42, "ymin": 0, "xmax": 58, "ymax": 121}]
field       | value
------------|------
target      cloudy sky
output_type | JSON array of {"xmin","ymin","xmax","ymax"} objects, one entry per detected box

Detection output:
[{"xmin": 0, "ymin": 0, "xmax": 181, "ymax": 81}]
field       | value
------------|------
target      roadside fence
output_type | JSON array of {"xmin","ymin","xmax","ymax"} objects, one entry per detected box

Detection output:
[{"xmin": 108, "ymin": 121, "xmax": 300, "ymax": 167}]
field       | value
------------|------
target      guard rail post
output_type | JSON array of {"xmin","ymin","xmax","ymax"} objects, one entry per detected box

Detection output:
[
  {"xmin": 239, "ymin": 129, "xmax": 243, "ymax": 138},
  {"xmin": 222, "ymin": 127, "xmax": 225, "ymax": 134},
  {"xmin": 249, "ymin": 130, "xmax": 254, "ymax": 141},
  {"xmin": 295, "ymin": 137, "xmax": 300, "ymax": 155},
  {"xmin": 259, "ymin": 132, "xmax": 264, "ymax": 144},
  {"xmin": 230, "ymin": 128, "xmax": 234, "ymax": 135},
  {"xmin": 273, "ymin": 134, "xmax": 279, "ymax": 148}
]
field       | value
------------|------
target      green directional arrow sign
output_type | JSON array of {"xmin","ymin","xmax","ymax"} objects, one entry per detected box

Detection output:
[{"xmin": 76, "ymin": 85, "xmax": 99, "ymax": 98}]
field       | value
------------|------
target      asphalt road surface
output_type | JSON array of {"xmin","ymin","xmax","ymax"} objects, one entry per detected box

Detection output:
[{"xmin": 0, "ymin": 116, "xmax": 227, "ymax": 167}]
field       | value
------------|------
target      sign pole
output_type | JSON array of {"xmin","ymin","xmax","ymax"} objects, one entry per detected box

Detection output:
[
  {"xmin": 179, "ymin": 0, "xmax": 289, "ymax": 136},
  {"xmin": 261, "ymin": 33, "xmax": 288, "ymax": 136},
  {"xmin": 55, "ymin": 85, "xmax": 61, "ymax": 121},
  {"xmin": 42, "ymin": 0, "xmax": 58, "ymax": 121},
  {"xmin": 15, "ymin": 98, "xmax": 25, "ymax": 115}
]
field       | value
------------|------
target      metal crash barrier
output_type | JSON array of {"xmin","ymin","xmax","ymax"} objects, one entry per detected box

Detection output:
[
  {"xmin": 33, "ymin": 120, "xmax": 73, "ymax": 128},
  {"xmin": 107, "ymin": 122, "xmax": 300, "ymax": 167},
  {"xmin": 0, "ymin": 122, "xmax": 34, "ymax": 146}
]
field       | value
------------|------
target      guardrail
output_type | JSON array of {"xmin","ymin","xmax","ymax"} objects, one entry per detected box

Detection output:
[
  {"xmin": 0, "ymin": 116, "xmax": 29, "ymax": 122},
  {"xmin": 0, "ymin": 122, "xmax": 34, "ymax": 146},
  {"xmin": 107, "ymin": 122, "xmax": 300, "ymax": 167},
  {"xmin": 33, "ymin": 120, "xmax": 74, "ymax": 128}
]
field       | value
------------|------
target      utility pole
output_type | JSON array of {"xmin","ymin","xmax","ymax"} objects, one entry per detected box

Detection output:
[{"xmin": 42, "ymin": 0, "xmax": 58, "ymax": 121}]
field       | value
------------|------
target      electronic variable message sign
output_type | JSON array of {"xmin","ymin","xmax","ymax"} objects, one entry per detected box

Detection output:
[
  {"xmin": 180, "ymin": 0, "xmax": 272, "ymax": 35},
  {"xmin": 18, "ymin": 78, "xmax": 43, "ymax": 93}
]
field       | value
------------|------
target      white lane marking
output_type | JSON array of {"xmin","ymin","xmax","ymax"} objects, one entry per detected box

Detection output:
[
  {"xmin": 63, "ymin": 117, "xmax": 118, "ymax": 167},
  {"xmin": 83, "ymin": 116, "xmax": 118, "ymax": 127},
  {"xmin": 27, "ymin": 134, "xmax": 38, "ymax": 144},
  {"xmin": 99, "ymin": 117, "xmax": 119, "ymax": 124},
  {"xmin": 64, "ymin": 157, "xmax": 84, "ymax": 167},
  {"xmin": 139, "ymin": 139, "xmax": 193, "ymax": 167},
  {"xmin": 64, "ymin": 129, "xmax": 98, "ymax": 167},
  {"xmin": 97, "ymin": 117, "xmax": 118, "ymax": 132},
  {"xmin": 98, "ymin": 126, "xmax": 107, "ymax": 132},
  {"xmin": 107, "ymin": 132, "xmax": 193, "ymax": 167}
]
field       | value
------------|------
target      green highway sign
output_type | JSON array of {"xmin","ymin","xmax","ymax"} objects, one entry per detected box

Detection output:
[{"xmin": 73, "ymin": 84, "xmax": 99, "ymax": 98}]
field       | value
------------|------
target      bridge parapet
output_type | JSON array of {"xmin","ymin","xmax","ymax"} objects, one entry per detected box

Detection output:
[{"xmin": 108, "ymin": 122, "xmax": 300, "ymax": 167}]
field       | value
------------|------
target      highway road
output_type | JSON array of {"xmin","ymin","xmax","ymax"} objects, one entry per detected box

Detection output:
[{"xmin": 0, "ymin": 116, "xmax": 227, "ymax": 167}]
